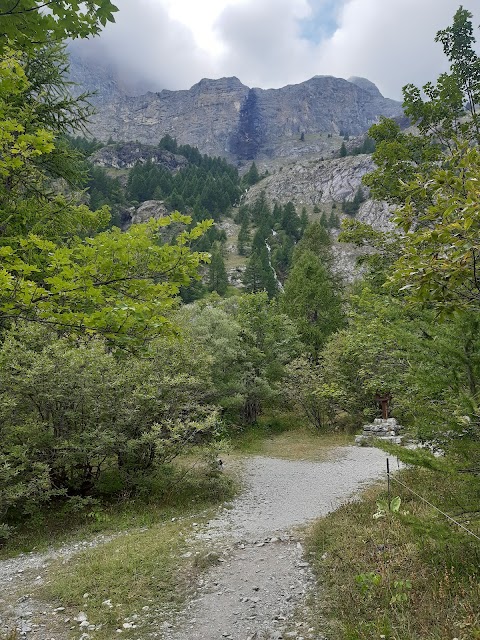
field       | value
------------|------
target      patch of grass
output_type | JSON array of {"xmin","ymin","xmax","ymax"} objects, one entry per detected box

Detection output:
[
  {"xmin": 0, "ymin": 465, "xmax": 236, "ymax": 559},
  {"xmin": 306, "ymin": 466, "xmax": 480, "ymax": 639},
  {"xmin": 40, "ymin": 516, "xmax": 211, "ymax": 640},
  {"xmin": 231, "ymin": 411, "xmax": 352, "ymax": 460}
]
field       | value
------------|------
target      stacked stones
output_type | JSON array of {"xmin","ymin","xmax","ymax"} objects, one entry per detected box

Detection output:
[{"xmin": 355, "ymin": 417, "xmax": 403, "ymax": 446}]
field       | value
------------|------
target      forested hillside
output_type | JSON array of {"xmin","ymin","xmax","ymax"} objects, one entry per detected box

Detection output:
[{"xmin": 0, "ymin": 3, "xmax": 479, "ymax": 640}]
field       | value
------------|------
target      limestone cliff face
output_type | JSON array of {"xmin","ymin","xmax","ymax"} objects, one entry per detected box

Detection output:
[
  {"xmin": 72, "ymin": 54, "xmax": 402, "ymax": 163},
  {"xmin": 245, "ymin": 154, "xmax": 378, "ymax": 206},
  {"xmin": 244, "ymin": 155, "xmax": 395, "ymax": 281}
]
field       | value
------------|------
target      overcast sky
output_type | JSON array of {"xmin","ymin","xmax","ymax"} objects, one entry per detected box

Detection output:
[{"xmin": 71, "ymin": 0, "xmax": 480, "ymax": 99}]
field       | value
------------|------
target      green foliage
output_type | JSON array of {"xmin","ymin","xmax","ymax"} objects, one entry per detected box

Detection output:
[
  {"xmin": 242, "ymin": 161, "xmax": 261, "ymax": 187},
  {"xmin": 0, "ymin": 1, "xmax": 118, "ymax": 55},
  {"xmin": 125, "ymin": 149, "xmax": 240, "ymax": 219},
  {"xmin": 242, "ymin": 248, "xmax": 277, "ymax": 298},
  {"xmin": 282, "ymin": 224, "xmax": 344, "ymax": 359},
  {"xmin": 282, "ymin": 250, "xmax": 344, "ymax": 359},
  {"xmin": 237, "ymin": 218, "xmax": 251, "ymax": 256},
  {"xmin": 283, "ymin": 357, "xmax": 345, "ymax": 431},
  {"xmin": 208, "ymin": 242, "xmax": 228, "ymax": 295},
  {"xmin": 180, "ymin": 294, "xmax": 301, "ymax": 424},
  {"xmin": 0, "ymin": 323, "xmax": 220, "ymax": 538},
  {"xmin": 339, "ymin": 142, "xmax": 347, "ymax": 157},
  {"xmin": 0, "ymin": 214, "xmax": 212, "ymax": 346},
  {"xmin": 341, "ymin": 187, "xmax": 365, "ymax": 216}
]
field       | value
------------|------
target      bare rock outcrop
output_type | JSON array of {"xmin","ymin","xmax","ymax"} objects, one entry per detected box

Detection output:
[
  {"xmin": 130, "ymin": 200, "xmax": 168, "ymax": 225},
  {"xmin": 244, "ymin": 155, "xmax": 396, "ymax": 282},
  {"xmin": 90, "ymin": 142, "xmax": 188, "ymax": 172},
  {"xmin": 69, "ymin": 49, "xmax": 402, "ymax": 164}
]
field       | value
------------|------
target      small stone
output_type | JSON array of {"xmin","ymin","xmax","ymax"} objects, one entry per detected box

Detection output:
[
  {"xmin": 79, "ymin": 620, "xmax": 90, "ymax": 628},
  {"xmin": 74, "ymin": 612, "xmax": 88, "ymax": 623}
]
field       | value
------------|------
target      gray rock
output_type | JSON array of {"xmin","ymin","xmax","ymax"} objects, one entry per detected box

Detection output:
[
  {"xmin": 90, "ymin": 142, "xmax": 188, "ymax": 173},
  {"xmin": 72, "ymin": 68, "xmax": 402, "ymax": 163}
]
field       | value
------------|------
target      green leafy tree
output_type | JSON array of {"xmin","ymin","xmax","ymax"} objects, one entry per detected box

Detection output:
[
  {"xmin": 363, "ymin": 8, "xmax": 480, "ymax": 314},
  {"xmin": 234, "ymin": 294, "xmax": 301, "ymax": 423},
  {"xmin": 0, "ymin": 323, "xmax": 218, "ymax": 536},
  {"xmin": 0, "ymin": 45, "xmax": 212, "ymax": 346},
  {"xmin": 0, "ymin": 1, "xmax": 119, "ymax": 54}
]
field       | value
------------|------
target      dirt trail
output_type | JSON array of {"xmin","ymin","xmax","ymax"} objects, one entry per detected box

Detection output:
[
  {"xmin": 0, "ymin": 446, "xmax": 389, "ymax": 640},
  {"xmin": 163, "ymin": 446, "xmax": 389, "ymax": 640}
]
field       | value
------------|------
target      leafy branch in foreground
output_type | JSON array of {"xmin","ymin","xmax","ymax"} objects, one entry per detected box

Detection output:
[
  {"xmin": 0, "ymin": 1, "xmax": 119, "ymax": 55},
  {"xmin": 0, "ymin": 214, "xmax": 212, "ymax": 346}
]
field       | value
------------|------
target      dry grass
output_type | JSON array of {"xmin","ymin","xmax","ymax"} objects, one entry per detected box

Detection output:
[
  {"xmin": 306, "ymin": 467, "xmax": 480, "ymax": 640},
  {"xmin": 231, "ymin": 412, "xmax": 352, "ymax": 461}
]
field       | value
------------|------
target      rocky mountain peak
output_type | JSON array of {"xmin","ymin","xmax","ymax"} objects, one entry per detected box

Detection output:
[
  {"xmin": 72, "ymin": 54, "xmax": 403, "ymax": 164},
  {"xmin": 347, "ymin": 76, "xmax": 383, "ymax": 97},
  {"xmin": 191, "ymin": 76, "xmax": 248, "ymax": 92}
]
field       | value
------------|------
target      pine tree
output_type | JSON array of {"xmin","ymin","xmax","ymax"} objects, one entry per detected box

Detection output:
[
  {"xmin": 243, "ymin": 247, "xmax": 278, "ymax": 298},
  {"xmin": 340, "ymin": 142, "xmax": 347, "ymax": 157},
  {"xmin": 282, "ymin": 249, "xmax": 344, "ymax": 360},
  {"xmin": 208, "ymin": 243, "xmax": 229, "ymax": 295},
  {"xmin": 243, "ymin": 162, "xmax": 260, "ymax": 186},
  {"xmin": 251, "ymin": 191, "xmax": 272, "ymax": 226},
  {"xmin": 237, "ymin": 218, "xmax": 251, "ymax": 256},
  {"xmin": 328, "ymin": 211, "xmax": 340, "ymax": 228},
  {"xmin": 300, "ymin": 207, "xmax": 309, "ymax": 233},
  {"xmin": 281, "ymin": 202, "xmax": 301, "ymax": 241}
]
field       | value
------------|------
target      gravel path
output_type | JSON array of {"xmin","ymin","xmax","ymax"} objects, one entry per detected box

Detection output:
[
  {"xmin": 163, "ymin": 446, "xmax": 389, "ymax": 640},
  {"xmin": 0, "ymin": 446, "xmax": 389, "ymax": 640}
]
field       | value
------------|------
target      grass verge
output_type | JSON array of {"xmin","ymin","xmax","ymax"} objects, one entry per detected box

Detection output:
[
  {"xmin": 306, "ymin": 466, "xmax": 480, "ymax": 640},
  {"xmin": 39, "ymin": 515, "xmax": 216, "ymax": 640},
  {"xmin": 0, "ymin": 463, "xmax": 235, "ymax": 559},
  {"xmin": 231, "ymin": 411, "xmax": 352, "ymax": 461}
]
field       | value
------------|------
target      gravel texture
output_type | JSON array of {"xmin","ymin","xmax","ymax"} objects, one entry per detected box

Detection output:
[
  {"xmin": 0, "ymin": 446, "xmax": 389, "ymax": 640},
  {"xmin": 163, "ymin": 446, "xmax": 389, "ymax": 640}
]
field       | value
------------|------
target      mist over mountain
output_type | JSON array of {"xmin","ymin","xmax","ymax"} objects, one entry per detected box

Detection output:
[{"xmin": 70, "ymin": 51, "xmax": 402, "ymax": 164}]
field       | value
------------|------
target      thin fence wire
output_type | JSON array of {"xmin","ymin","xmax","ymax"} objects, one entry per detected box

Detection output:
[{"xmin": 386, "ymin": 458, "xmax": 480, "ymax": 542}]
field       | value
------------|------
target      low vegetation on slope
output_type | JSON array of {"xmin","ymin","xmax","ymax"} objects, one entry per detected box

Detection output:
[{"xmin": 308, "ymin": 467, "xmax": 480, "ymax": 639}]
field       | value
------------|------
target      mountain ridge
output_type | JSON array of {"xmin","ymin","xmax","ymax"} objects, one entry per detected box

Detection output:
[{"xmin": 70, "ymin": 51, "xmax": 402, "ymax": 165}]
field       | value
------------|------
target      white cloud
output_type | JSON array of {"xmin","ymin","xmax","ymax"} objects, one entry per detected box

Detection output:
[
  {"xmin": 317, "ymin": 0, "xmax": 480, "ymax": 98},
  {"xmin": 73, "ymin": 0, "xmax": 480, "ymax": 99}
]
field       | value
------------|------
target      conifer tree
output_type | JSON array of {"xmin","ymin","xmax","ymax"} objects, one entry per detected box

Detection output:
[
  {"xmin": 300, "ymin": 207, "xmax": 309, "ymax": 233},
  {"xmin": 237, "ymin": 219, "xmax": 251, "ymax": 256},
  {"xmin": 243, "ymin": 162, "xmax": 260, "ymax": 186},
  {"xmin": 281, "ymin": 202, "xmax": 301, "ymax": 241},
  {"xmin": 208, "ymin": 242, "xmax": 229, "ymax": 295}
]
